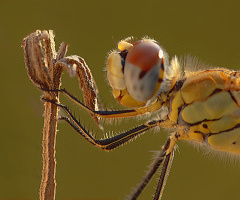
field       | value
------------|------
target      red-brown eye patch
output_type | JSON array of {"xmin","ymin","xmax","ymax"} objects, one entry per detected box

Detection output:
[{"xmin": 126, "ymin": 41, "xmax": 161, "ymax": 72}]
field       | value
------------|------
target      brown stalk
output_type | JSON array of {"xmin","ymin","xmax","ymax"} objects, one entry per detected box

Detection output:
[
  {"xmin": 22, "ymin": 30, "xmax": 67, "ymax": 200},
  {"xmin": 22, "ymin": 30, "xmax": 101, "ymax": 200}
]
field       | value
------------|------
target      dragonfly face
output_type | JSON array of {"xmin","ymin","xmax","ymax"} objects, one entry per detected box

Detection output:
[
  {"xmin": 44, "ymin": 36, "xmax": 240, "ymax": 199},
  {"xmin": 107, "ymin": 38, "xmax": 166, "ymax": 107}
]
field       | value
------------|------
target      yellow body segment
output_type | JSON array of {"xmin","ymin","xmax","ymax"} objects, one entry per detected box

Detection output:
[
  {"xmin": 180, "ymin": 70, "xmax": 227, "ymax": 104},
  {"xmin": 168, "ymin": 69, "xmax": 240, "ymax": 154},
  {"xmin": 181, "ymin": 91, "xmax": 237, "ymax": 123},
  {"xmin": 208, "ymin": 129, "xmax": 240, "ymax": 153}
]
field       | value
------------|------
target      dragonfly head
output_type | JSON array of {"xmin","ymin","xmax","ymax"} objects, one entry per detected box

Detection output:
[{"xmin": 106, "ymin": 37, "xmax": 178, "ymax": 107}]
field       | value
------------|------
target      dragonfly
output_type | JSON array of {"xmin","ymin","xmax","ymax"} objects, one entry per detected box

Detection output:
[{"xmin": 44, "ymin": 37, "xmax": 240, "ymax": 199}]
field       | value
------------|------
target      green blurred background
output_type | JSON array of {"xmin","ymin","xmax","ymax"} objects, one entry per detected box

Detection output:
[{"xmin": 1, "ymin": 0, "xmax": 240, "ymax": 199}]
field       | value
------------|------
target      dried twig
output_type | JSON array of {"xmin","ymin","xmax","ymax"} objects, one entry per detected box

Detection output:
[
  {"xmin": 22, "ymin": 30, "xmax": 67, "ymax": 200},
  {"xmin": 22, "ymin": 30, "xmax": 101, "ymax": 200},
  {"xmin": 56, "ymin": 56, "xmax": 102, "ymax": 124}
]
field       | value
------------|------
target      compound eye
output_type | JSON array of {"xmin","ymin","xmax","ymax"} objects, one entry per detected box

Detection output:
[{"xmin": 124, "ymin": 41, "xmax": 164, "ymax": 102}]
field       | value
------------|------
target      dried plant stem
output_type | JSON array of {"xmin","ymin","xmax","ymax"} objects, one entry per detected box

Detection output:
[
  {"xmin": 40, "ymin": 94, "xmax": 58, "ymax": 200},
  {"xmin": 22, "ymin": 30, "xmax": 99, "ymax": 199},
  {"xmin": 22, "ymin": 30, "xmax": 67, "ymax": 200}
]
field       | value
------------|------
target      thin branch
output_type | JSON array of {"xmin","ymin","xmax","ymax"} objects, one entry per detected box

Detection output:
[{"xmin": 22, "ymin": 30, "xmax": 67, "ymax": 200}]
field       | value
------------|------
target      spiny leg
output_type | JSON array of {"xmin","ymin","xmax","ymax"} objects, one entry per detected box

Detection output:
[
  {"xmin": 42, "ymin": 96, "xmax": 175, "ymax": 198},
  {"xmin": 42, "ymin": 98, "xmax": 164, "ymax": 151},
  {"xmin": 127, "ymin": 133, "xmax": 179, "ymax": 200},
  {"xmin": 42, "ymin": 88, "xmax": 164, "ymax": 119},
  {"xmin": 153, "ymin": 133, "xmax": 179, "ymax": 200},
  {"xmin": 153, "ymin": 152, "xmax": 174, "ymax": 200}
]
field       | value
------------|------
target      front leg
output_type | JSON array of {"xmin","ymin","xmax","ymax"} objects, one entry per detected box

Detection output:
[
  {"xmin": 42, "ymin": 97, "xmax": 163, "ymax": 150},
  {"xmin": 41, "ymin": 87, "xmax": 164, "ymax": 119}
]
